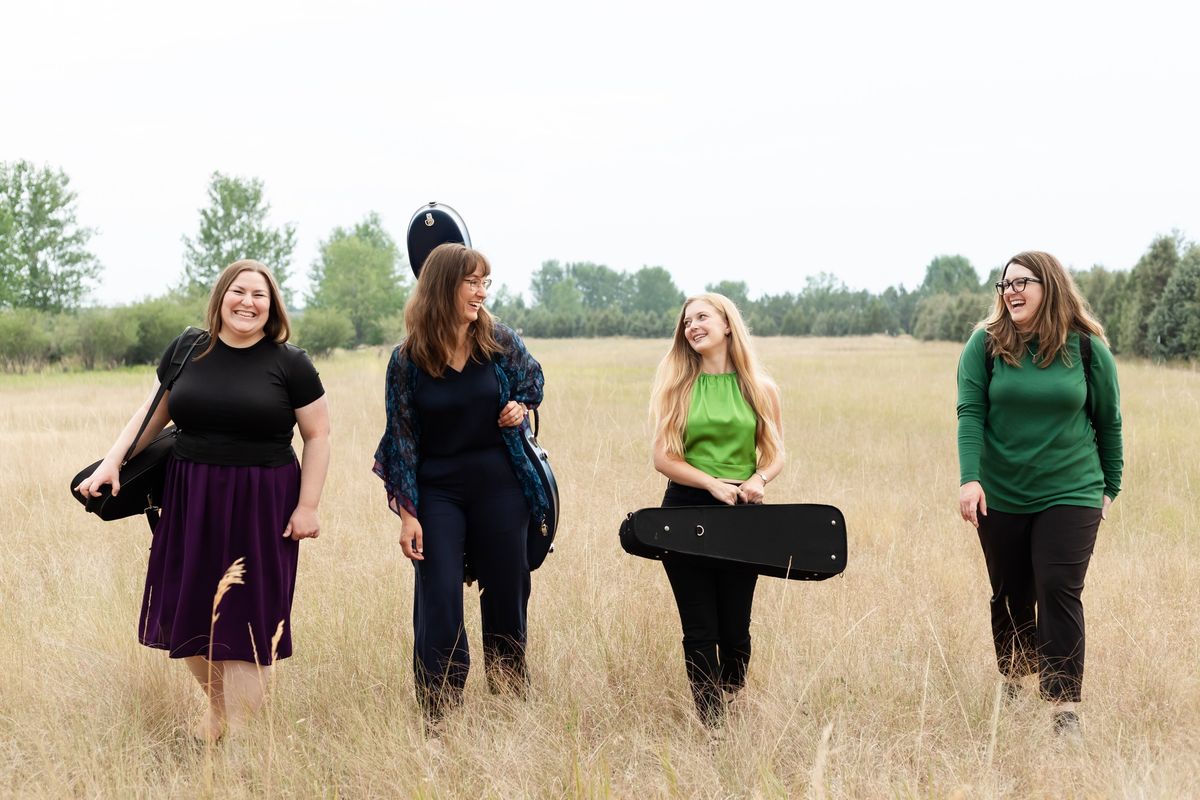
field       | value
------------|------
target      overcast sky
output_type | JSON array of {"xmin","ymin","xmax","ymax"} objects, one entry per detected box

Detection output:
[{"xmin": 3, "ymin": 0, "xmax": 1198, "ymax": 306}]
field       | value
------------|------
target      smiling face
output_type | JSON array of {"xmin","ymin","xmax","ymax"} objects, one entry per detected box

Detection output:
[
  {"xmin": 458, "ymin": 262, "xmax": 489, "ymax": 325},
  {"xmin": 1001, "ymin": 263, "xmax": 1044, "ymax": 331},
  {"xmin": 219, "ymin": 269, "xmax": 271, "ymax": 345},
  {"xmin": 682, "ymin": 299, "xmax": 730, "ymax": 356}
]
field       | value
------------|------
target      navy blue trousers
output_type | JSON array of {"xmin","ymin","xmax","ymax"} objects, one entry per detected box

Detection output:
[
  {"xmin": 661, "ymin": 482, "xmax": 758, "ymax": 725},
  {"xmin": 412, "ymin": 447, "xmax": 530, "ymax": 717}
]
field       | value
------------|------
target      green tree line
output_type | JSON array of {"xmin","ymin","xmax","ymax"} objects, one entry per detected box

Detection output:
[
  {"xmin": 2, "ymin": 158, "xmax": 1198, "ymax": 371},
  {"xmin": 0, "ymin": 161, "xmax": 410, "ymax": 370}
]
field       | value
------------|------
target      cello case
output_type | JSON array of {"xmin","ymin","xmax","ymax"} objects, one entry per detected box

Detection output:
[
  {"xmin": 523, "ymin": 409, "xmax": 559, "ymax": 570},
  {"xmin": 619, "ymin": 503, "xmax": 847, "ymax": 581},
  {"xmin": 406, "ymin": 202, "xmax": 472, "ymax": 278}
]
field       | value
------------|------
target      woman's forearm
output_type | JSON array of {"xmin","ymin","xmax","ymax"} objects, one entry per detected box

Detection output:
[{"xmin": 297, "ymin": 435, "xmax": 331, "ymax": 510}]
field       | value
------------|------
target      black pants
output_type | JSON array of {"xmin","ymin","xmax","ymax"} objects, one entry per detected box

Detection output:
[
  {"xmin": 976, "ymin": 504, "xmax": 1101, "ymax": 703},
  {"xmin": 412, "ymin": 448, "xmax": 531, "ymax": 719},
  {"xmin": 661, "ymin": 482, "xmax": 759, "ymax": 724}
]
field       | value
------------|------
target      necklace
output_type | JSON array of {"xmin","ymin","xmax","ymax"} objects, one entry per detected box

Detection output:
[{"xmin": 1026, "ymin": 343, "xmax": 1041, "ymax": 363}]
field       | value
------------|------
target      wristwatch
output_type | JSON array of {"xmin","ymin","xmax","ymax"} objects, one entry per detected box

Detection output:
[{"xmin": 756, "ymin": 471, "xmax": 768, "ymax": 484}]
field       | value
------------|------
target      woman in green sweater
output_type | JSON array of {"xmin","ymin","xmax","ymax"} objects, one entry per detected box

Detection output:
[
  {"xmin": 650, "ymin": 293, "xmax": 785, "ymax": 726},
  {"xmin": 957, "ymin": 251, "xmax": 1123, "ymax": 737}
]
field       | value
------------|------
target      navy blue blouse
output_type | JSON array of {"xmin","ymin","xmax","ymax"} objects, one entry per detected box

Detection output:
[
  {"xmin": 413, "ymin": 357, "xmax": 504, "ymax": 457},
  {"xmin": 373, "ymin": 323, "xmax": 548, "ymax": 523}
]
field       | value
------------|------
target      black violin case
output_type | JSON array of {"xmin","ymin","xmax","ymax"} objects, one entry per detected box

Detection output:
[{"xmin": 620, "ymin": 503, "xmax": 847, "ymax": 581}]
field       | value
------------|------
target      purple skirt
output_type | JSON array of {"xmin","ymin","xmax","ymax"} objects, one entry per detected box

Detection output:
[{"xmin": 139, "ymin": 457, "xmax": 301, "ymax": 664}]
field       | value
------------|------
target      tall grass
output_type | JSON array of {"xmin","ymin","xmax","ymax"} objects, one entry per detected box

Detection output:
[{"xmin": 0, "ymin": 337, "xmax": 1197, "ymax": 797}]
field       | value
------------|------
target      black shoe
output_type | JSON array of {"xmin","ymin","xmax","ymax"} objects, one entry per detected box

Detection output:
[{"xmin": 1053, "ymin": 710, "xmax": 1082, "ymax": 740}]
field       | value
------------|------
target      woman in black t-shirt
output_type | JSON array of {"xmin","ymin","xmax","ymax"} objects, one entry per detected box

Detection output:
[
  {"xmin": 373, "ymin": 243, "xmax": 546, "ymax": 725},
  {"xmin": 75, "ymin": 260, "xmax": 330, "ymax": 742}
]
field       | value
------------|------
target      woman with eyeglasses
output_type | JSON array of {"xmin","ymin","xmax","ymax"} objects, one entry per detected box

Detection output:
[
  {"xmin": 649, "ymin": 293, "xmax": 785, "ymax": 727},
  {"xmin": 373, "ymin": 243, "xmax": 548, "ymax": 726},
  {"xmin": 956, "ymin": 251, "xmax": 1123, "ymax": 738}
]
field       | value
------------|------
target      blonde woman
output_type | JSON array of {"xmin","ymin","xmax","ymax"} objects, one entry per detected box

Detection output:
[
  {"xmin": 957, "ymin": 251, "xmax": 1123, "ymax": 738},
  {"xmin": 649, "ymin": 293, "xmax": 785, "ymax": 726}
]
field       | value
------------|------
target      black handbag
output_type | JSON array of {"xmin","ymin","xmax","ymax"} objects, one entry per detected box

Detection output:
[
  {"xmin": 70, "ymin": 328, "xmax": 207, "ymax": 531},
  {"xmin": 619, "ymin": 503, "xmax": 848, "ymax": 581},
  {"xmin": 523, "ymin": 408, "xmax": 560, "ymax": 570}
]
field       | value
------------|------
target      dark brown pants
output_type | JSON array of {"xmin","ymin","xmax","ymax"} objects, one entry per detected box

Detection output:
[{"xmin": 976, "ymin": 504, "xmax": 1102, "ymax": 703}]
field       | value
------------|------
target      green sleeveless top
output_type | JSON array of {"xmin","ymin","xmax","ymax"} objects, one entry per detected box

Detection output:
[{"xmin": 683, "ymin": 372, "xmax": 757, "ymax": 480}]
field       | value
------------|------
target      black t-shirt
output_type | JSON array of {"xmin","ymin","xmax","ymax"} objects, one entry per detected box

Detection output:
[
  {"xmin": 414, "ymin": 357, "xmax": 504, "ymax": 457},
  {"xmin": 158, "ymin": 334, "xmax": 325, "ymax": 467}
]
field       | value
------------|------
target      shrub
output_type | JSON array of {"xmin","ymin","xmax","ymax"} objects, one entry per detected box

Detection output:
[
  {"xmin": 0, "ymin": 309, "xmax": 53, "ymax": 371},
  {"xmin": 295, "ymin": 308, "xmax": 354, "ymax": 356},
  {"xmin": 77, "ymin": 308, "xmax": 138, "ymax": 369}
]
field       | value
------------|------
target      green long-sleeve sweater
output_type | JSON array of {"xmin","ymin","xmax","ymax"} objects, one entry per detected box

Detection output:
[{"xmin": 956, "ymin": 327, "xmax": 1123, "ymax": 513}]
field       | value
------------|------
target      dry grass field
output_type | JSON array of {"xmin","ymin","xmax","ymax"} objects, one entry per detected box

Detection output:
[{"xmin": 1, "ymin": 336, "xmax": 1198, "ymax": 798}]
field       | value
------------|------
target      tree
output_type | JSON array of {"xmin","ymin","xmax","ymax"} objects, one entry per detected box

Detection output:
[
  {"xmin": 569, "ymin": 262, "xmax": 629, "ymax": 310},
  {"xmin": 919, "ymin": 255, "xmax": 982, "ymax": 295},
  {"xmin": 912, "ymin": 292, "xmax": 990, "ymax": 342},
  {"xmin": 0, "ymin": 160, "xmax": 101, "ymax": 312},
  {"xmin": 1147, "ymin": 245, "xmax": 1200, "ymax": 360},
  {"xmin": 629, "ymin": 266, "xmax": 684, "ymax": 315},
  {"xmin": 1073, "ymin": 266, "xmax": 1127, "ymax": 349},
  {"xmin": 1117, "ymin": 234, "xmax": 1181, "ymax": 357},
  {"xmin": 181, "ymin": 172, "xmax": 297, "ymax": 301},
  {"xmin": 307, "ymin": 213, "xmax": 408, "ymax": 346},
  {"xmin": 704, "ymin": 280, "xmax": 751, "ymax": 309},
  {"xmin": 879, "ymin": 285, "xmax": 918, "ymax": 334}
]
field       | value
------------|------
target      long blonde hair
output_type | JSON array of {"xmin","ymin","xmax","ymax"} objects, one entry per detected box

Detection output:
[
  {"xmin": 982, "ymin": 251, "xmax": 1107, "ymax": 367},
  {"xmin": 402, "ymin": 243, "xmax": 503, "ymax": 377},
  {"xmin": 196, "ymin": 259, "xmax": 291, "ymax": 360},
  {"xmin": 650, "ymin": 293, "xmax": 782, "ymax": 469}
]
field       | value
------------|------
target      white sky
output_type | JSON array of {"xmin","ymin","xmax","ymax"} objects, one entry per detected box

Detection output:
[{"xmin": 3, "ymin": 0, "xmax": 1198, "ymax": 306}]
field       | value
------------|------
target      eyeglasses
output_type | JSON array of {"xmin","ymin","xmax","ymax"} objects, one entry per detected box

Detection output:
[
  {"xmin": 994, "ymin": 276, "xmax": 1042, "ymax": 295},
  {"xmin": 464, "ymin": 277, "xmax": 492, "ymax": 291}
]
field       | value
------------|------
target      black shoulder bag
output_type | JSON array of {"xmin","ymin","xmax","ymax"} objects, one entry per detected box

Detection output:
[{"xmin": 70, "ymin": 327, "xmax": 207, "ymax": 531}]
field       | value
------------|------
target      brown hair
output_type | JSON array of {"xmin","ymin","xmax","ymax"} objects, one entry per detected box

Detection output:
[
  {"xmin": 195, "ymin": 259, "xmax": 291, "ymax": 359},
  {"xmin": 982, "ymin": 250, "xmax": 1107, "ymax": 367},
  {"xmin": 402, "ymin": 243, "xmax": 502, "ymax": 377}
]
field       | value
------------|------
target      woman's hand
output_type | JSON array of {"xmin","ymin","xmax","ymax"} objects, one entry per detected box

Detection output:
[
  {"xmin": 708, "ymin": 479, "xmax": 741, "ymax": 505},
  {"xmin": 74, "ymin": 459, "xmax": 122, "ymax": 498},
  {"xmin": 739, "ymin": 474, "xmax": 766, "ymax": 504},
  {"xmin": 1102, "ymin": 495, "xmax": 1114, "ymax": 521},
  {"xmin": 498, "ymin": 400, "xmax": 527, "ymax": 428},
  {"xmin": 283, "ymin": 505, "xmax": 320, "ymax": 540},
  {"xmin": 399, "ymin": 515, "xmax": 424, "ymax": 560},
  {"xmin": 959, "ymin": 481, "xmax": 988, "ymax": 528}
]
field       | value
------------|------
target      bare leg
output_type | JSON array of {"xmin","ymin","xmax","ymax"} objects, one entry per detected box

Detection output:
[
  {"xmin": 184, "ymin": 656, "xmax": 225, "ymax": 741},
  {"xmin": 220, "ymin": 661, "xmax": 270, "ymax": 733}
]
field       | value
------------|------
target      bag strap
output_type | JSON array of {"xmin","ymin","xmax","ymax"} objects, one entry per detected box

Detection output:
[
  {"xmin": 1079, "ymin": 332, "xmax": 1094, "ymax": 430},
  {"xmin": 121, "ymin": 327, "xmax": 207, "ymax": 466}
]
